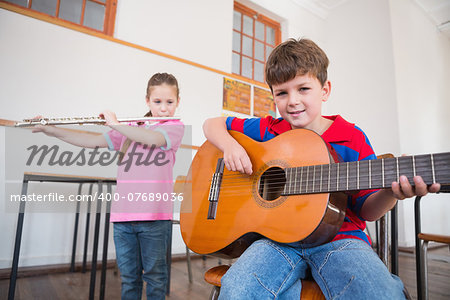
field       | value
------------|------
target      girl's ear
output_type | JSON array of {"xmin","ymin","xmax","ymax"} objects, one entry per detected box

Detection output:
[{"xmin": 176, "ymin": 97, "xmax": 181, "ymax": 107}]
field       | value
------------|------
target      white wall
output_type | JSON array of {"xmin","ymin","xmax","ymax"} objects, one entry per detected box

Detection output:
[
  {"xmin": 0, "ymin": 9, "xmax": 220, "ymax": 145},
  {"xmin": 389, "ymin": 0, "xmax": 450, "ymax": 246},
  {"xmin": 115, "ymin": 0, "xmax": 234, "ymax": 73},
  {"xmin": 323, "ymin": 0, "xmax": 400, "ymax": 156},
  {"xmin": 244, "ymin": 0, "xmax": 326, "ymax": 42}
]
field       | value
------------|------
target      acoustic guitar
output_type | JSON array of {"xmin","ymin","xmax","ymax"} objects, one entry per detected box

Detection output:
[{"xmin": 180, "ymin": 129, "xmax": 449, "ymax": 259}]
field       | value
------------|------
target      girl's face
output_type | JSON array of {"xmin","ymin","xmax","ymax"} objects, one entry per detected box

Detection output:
[{"xmin": 146, "ymin": 83, "xmax": 179, "ymax": 117}]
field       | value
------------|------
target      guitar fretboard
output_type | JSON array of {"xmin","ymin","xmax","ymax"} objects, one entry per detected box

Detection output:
[{"xmin": 282, "ymin": 152, "xmax": 450, "ymax": 195}]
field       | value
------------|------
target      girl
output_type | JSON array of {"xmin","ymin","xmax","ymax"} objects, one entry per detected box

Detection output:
[{"xmin": 33, "ymin": 73, "xmax": 185, "ymax": 300}]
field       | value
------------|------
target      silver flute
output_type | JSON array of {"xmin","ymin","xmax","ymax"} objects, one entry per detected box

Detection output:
[{"xmin": 15, "ymin": 116, "xmax": 181, "ymax": 127}]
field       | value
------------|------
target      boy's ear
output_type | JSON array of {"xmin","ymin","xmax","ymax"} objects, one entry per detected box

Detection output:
[{"xmin": 322, "ymin": 80, "xmax": 331, "ymax": 102}]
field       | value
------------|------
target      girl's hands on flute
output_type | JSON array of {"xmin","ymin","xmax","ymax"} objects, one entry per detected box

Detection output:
[
  {"xmin": 99, "ymin": 110, "xmax": 121, "ymax": 126},
  {"xmin": 30, "ymin": 115, "xmax": 57, "ymax": 136}
]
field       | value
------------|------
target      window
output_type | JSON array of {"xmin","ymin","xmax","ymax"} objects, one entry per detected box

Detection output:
[
  {"xmin": 1, "ymin": 0, "xmax": 117, "ymax": 35},
  {"xmin": 232, "ymin": 2, "xmax": 281, "ymax": 83}
]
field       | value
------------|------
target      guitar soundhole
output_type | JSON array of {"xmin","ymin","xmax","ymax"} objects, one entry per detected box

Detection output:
[{"xmin": 258, "ymin": 167, "xmax": 286, "ymax": 201}]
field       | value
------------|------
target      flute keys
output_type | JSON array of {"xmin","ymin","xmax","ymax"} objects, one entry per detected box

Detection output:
[{"xmin": 14, "ymin": 116, "xmax": 179, "ymax": 127}]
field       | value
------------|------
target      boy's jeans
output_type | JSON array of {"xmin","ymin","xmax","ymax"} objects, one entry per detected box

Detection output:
[
  {"xmin": 220, "ymin": 238, "xmax": 406, "ymax": 300},
  {"xmin": 113, "ymin": 220, "xmax": 171, "ymax": 300}
]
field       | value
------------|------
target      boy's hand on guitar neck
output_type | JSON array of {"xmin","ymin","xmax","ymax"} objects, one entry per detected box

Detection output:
[
  {"xmin": 390, "ymin": 153, "xmax": 441, "ymax": 200},
  {"xmin": 223, "ymin": 141, "xmax": 253, "ymax": 175},
  {"xmin": 391, "ymin": 175, "xmax": 440, "ymax": 200}
]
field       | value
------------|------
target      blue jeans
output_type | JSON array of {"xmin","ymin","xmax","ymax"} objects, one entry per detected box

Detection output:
[
  {"xmin": 113, "ymin": 220, "xmax": 171, "ymax": 300},
  {"xmin": 219, "ymin": 238, "xmax": 406, "ymax": 300}
]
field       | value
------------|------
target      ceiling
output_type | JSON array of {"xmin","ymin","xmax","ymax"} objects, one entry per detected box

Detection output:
[
  {"xmin": 292, "ymin": 0, "xmax": 450, "ymax": 39},
  {"xmin": 414, "ymin": 0, "xmax": 450, "ymax": 38}
]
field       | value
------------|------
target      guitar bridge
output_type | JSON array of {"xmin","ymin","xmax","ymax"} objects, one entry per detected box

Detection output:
[{"xmin": 207, "ymin": 158, "xmax": 225, "ymax": 219}]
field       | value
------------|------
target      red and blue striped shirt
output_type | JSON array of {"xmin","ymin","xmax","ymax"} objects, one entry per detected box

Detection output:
[{"xmin": 226, "ymin": 114, "xmax": 378, "ymax": 245}]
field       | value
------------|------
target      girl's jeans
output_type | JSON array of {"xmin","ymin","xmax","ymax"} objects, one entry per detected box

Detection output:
[
  {"xmin": 219, "ymin": 238, "xmax": 406, "ymax": 300},
  {"xmin": 113, "ymin": 220, "xmax": 171, "ymax": 300}
]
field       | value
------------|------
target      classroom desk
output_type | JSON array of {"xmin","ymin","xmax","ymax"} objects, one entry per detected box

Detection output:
[{"xmin": 7, "ymin": 172, "xmax": 116, "ymax": 300}]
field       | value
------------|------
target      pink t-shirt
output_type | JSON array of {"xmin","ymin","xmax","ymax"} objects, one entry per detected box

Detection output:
[{"xmin": 103, "ymin": 120, "xmax": 184, "ymax": 222}]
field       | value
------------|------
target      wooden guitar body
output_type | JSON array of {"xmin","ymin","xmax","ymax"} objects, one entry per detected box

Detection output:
[{"xmin": 180, "ymin": 129, "xmax": 347, "ymax": 259}]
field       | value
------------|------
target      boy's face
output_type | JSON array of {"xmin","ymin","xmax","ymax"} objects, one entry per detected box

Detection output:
[{"xmin": 272, "ymin": 74, "xmax": 330, "ymax": 133}]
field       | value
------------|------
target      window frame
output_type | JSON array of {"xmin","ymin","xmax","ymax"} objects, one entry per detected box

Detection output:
[
  {"xmin": 232, "ymin": 2, "xmax": 281, "ymax": 83},
  {"xmin": 0, "ymin": 0, "xmax": 117, "ymax": 36}
]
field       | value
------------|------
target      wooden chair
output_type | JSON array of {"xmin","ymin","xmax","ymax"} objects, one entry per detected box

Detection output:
[
  {"xmin": 203, "ymin": 154, "xmax": 397, "ymax": 300},
  {"xmin": 204, "ymin": 264, "xmax": 325, "ymax": 300}
]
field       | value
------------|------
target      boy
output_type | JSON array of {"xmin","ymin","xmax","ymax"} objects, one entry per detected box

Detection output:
[{"xmin": 203, "ymin": 38, "xmax": 440, "ymax": 299}]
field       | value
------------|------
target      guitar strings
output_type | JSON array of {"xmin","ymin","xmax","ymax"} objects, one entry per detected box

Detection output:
[
  {"xmin": 202, "ymin": 154, "xmax": 450, "ymax": 195},
  {"xmin": 217, "ymin": 167, "xmax": 441, "ymax": 184},
  {"xmin": 214, "ymin": 158, "xmax": 450, "ymax": 183},
  {"xmin": 212, "ymin": 173, "xmax": 449, "ymax": 196},
  {"xmin": 215, "ymin": 154, "xmax": 449, "ymax": 179},
  {"xmin": 217, "ymin": 163, "xmax": 449, "ymax": 182},
  {"xmin": 207, "ymin": 166, "xmax": 448, "ymax": 193}
]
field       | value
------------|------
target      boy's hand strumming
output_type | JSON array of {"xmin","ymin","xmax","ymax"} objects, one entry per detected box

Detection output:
[{"xmin": 223, "ymin": 141, "xmax": 253, "ymax": 175}]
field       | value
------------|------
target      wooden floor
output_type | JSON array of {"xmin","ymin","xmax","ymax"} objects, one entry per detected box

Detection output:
[
  {"xmin": 397, "ymin": 246, "xmax": 450, "ymax": 300},
  {"xmin": 0, "ymin": 247, "xmax": 448, "ymax": 300}
]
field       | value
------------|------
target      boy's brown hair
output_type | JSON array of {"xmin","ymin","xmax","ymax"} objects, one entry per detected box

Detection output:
[{"xmin": 265, "ymin": 38, "xmax": 329, "ymax": 90}]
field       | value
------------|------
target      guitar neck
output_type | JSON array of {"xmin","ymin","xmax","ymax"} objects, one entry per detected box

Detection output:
[{"xmin": 283, "ymin": 152, "xmax": 450, "ymax": 195}]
